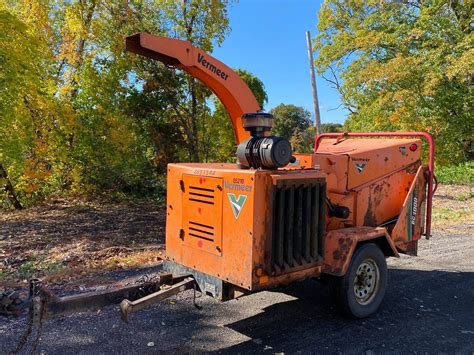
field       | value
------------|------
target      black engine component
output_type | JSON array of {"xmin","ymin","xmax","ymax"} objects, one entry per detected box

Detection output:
[
  {"xmin": 237, "ymin": 136, "xmax": 294, "ymax": 169},
  {"xmin": 327, "ymin": 198, "xmax": 351, "ymax": 219},
  {"xmin": 237, "ymin": 112, "xmax": 294, "ymax": 169}
]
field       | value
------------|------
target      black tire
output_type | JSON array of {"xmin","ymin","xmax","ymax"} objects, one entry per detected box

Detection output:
[{"xmin": 332, "ymin": 243, "xmax": 387, "ymax": 318}]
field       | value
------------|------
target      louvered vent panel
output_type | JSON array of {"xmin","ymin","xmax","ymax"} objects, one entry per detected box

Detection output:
[
  {"xmin": 182, "ymin": 175, "xmax": 223, "ymax": 256},
  {"xmin": 188, "ymin": 186, "xmax": 215, "ymax": 205},
  {"xmin": 270, "ymin": 178, "xmax": 326, "ymax": 274},
  {"xmin": 188, "ymin": 221, "xmax": 215, "ymax": 242}
]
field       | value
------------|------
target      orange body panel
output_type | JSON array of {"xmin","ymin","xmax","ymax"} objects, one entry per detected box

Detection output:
[
  {"xmin": 166, "ymin": 163, "xmax": 326, "ymax": 290},
  {"xmin": 391, "ymin": 165, "xmax": 428, "ymax": 254},
  {"xmin": 165, "ymin": 138, "xmax": 426, "ymax": 291},
  {"xmin": 166, "ymin": 164, "xmax": 256, "ymax": 290},
  {"xmin": 293, "ymin": 138, "xmax": 422, "ymax": 231}
]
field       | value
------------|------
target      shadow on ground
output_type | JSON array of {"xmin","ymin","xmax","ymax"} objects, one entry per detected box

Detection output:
[
  {"xmin": 2, "ymin": 268, "xmax": 472, "ymax": 354},
  {"xmin": 218, "ymin": 268, "xmax": 474, "ymax": 353}
]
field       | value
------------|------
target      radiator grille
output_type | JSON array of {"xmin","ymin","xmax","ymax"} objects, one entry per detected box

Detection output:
[{"xmin": 270, "ymin": 178, "xmax": 326, "ymax": 273}]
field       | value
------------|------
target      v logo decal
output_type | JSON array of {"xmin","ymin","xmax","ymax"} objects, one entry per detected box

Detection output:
[
  {"xmin": 354, "ymin": 162, "xmax": 367, "ymax": 173},
  {"xmin": 227, "ymin": 193, "xmax": 247, "ymax": 219}
]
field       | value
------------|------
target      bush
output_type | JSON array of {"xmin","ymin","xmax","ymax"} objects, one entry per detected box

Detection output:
[{"xmin": 436, "ymin": 162, "xmax": 474, "ymax": 185}]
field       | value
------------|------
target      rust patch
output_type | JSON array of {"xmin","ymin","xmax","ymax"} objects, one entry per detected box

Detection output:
[
  {"xmin": 323, "ymin": 227, "xmax": 398, "ymax": 276},
  {"xmin": 364, "ymin": 195, "xmax": 376, "ymax": 226}
]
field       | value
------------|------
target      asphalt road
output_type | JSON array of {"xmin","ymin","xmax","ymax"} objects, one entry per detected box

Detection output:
[{"xmin": 1, "ymin": 221, "xmax": 473, "ymax": 354}]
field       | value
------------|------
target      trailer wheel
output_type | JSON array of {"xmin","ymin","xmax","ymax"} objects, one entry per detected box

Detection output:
[{"xmin": 333, "ymin": 243, "xmax": 387, "ymax": 318}]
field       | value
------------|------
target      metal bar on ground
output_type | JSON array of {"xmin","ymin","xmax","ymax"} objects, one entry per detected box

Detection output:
[
  {"xmin": 120, "ymin": 277, "xmax": 195, "ymax": 322},
  {"xmin": 43, "ymin": 273, "xmax": 175, "ymax": 319}
]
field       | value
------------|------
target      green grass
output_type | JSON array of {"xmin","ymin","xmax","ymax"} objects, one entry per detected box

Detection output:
[
  {"xmin": 18, "ymin": 257, "xmax": 64, "ymax": 278},
  {"xmin": 18, "ymin": 260, "xmax": 37, "ymax": 278},
  {"xmin": 432, "ymin": 207, "xmax": 469, "ymax": 221},
  {"xmin": 436, "ymin": 161, "xmax": 474, "ymax": 185},
  {"xmin": 455, "ymin": 191, "xmax": 474, "ymax": 201}
]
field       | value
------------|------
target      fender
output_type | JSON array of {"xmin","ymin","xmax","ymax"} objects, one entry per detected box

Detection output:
[{"xmin": 323, "ymin": 226, "xmax": 399, "ymax": 276}]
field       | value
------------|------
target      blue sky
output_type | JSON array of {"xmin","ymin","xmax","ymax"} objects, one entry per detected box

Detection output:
[{"xmin": 212, "ymin": 0, "xmax": 348, "ymax": 124}]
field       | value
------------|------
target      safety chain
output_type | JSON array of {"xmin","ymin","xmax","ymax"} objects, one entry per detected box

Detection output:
[
  {"xmin": 4, "ymin": 272, "xmax": 168, "ymax": 354},
  {"xmin": 0, "ymin": 290, "xmax": 24, "ymax": 316},
  {"xmin": 9, "ymin": 279, "xmax": 47, "ymax": 355},
  {"xmin": 130, "ymin": 274, "xmax": 162, "ymax": 297}
]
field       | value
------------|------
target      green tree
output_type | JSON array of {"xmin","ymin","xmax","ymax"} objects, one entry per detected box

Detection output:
[
  {"xmin": 270, "ymin": 104, "xmax": 312, "ymax": 139},
  {"xmin": 270, "ymin": 104, "xmax": 313, "ymax": 152},
  {"xmin": 0, "ymin": 2, "xmax": 58, "ymax": 208},
  {"xmin": 0, "ymin": 0, "xmax": 233, "ymax": 207},
  {"xmin": 315, "ymin": 0, "xmax": 473, "ymax": 165},
  {"xmin": 153, "ymin": 0, "xmax": 231, "ymax": 163},
  {"xmin": 321, "ymin": 122, "xmax": 343, "ymax": 133}
]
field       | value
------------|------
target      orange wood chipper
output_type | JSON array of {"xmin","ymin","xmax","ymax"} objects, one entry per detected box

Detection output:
[
  {"xmin": 123, "ymin": 32, "xmax": 435, "ymax": 319},
  {"xmin": 1, "ymin": 33, "xmax": 435, "ymax": 324}
]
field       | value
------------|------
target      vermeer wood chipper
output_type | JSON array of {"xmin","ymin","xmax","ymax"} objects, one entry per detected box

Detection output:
[
  {"xmin": 1, "ymin": 33, "xmax": 435, "ymax": 324},
  {"xmin": 123, "ymin": 32, "xmax": 435, "ymax": 319}
]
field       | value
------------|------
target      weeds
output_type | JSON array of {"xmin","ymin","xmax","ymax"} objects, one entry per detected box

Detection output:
[
  {"xmin": 436, "ymin": 162, "xmax": 473, "ymax": 185},
  {"xmin": 17, "ymin": 257, "xmax": 64, "ymax": 278},
  {"xmin": 432, "ymin": 207, "xmax": 469, "ymax": 222},
  {"xmin": 455, "ymin": 191, "xmax": 474, "ymax": 201}
]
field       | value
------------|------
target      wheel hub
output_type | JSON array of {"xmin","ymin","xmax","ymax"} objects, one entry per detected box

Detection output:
[{"xmin": 353, "ymin": 258, "xmax": 379, "ymax": 305}]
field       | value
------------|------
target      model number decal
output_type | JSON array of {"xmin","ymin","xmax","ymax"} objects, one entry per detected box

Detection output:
[
  {"xmin": 412, "ymin": 196, "xmax": 418, "ymax": 226},
  {"xmin": 224, "ymin": 180, "xmax": 252, "ymax": 192}
]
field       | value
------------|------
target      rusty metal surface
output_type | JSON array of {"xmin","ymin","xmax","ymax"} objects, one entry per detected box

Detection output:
[
  {"xmin": 5, "ymin": 273, "xmax": 192, "ymax": 321},
  {"xmin": 120, "ymin": 277, "xmax": 195, "ymax": 323},
  {"xmin": 43, "ymin": 274, "xmax": 176, "ymax": 319},
  {"xmin": 323, "ymin": 227, "xmax": 398, "ymax": 276},
  {"xmin": 354, "ymin": 164, "xmax": 420, "ymax": 228},
  {"xmin": 314, "ymin": 132, "xmax": 435, "ymax": 238},
  {"xmin": 317, "ymin": 138, "xmax": 421, "ymax": 190},
  {"xmin": 391, "ymin": 165, "xmax": 428, "ymax": 254}
]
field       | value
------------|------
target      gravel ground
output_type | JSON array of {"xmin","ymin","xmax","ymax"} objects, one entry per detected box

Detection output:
[{"xmin": 1, "ymin": 185, "xmax": 473, "ymax": 354}]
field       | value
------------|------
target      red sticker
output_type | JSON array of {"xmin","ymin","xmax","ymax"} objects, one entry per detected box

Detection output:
[{"xmin": 197, "ymin": 240, "xmax": 203, "ymax": 248}]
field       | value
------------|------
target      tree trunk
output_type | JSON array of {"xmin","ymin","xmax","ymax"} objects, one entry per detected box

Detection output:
[{"xmin": 0, "ymin": 164, "xmax": 23, "ymax": 209}]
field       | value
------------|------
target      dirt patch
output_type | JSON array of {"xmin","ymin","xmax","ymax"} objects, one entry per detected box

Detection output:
[
  {"xmin": 0, "ymin": 198, "xmax": 165, "ymax": 288},
  {"xmin": 431, "ymin": 184, "xmax": 473, "ymax": 227}
]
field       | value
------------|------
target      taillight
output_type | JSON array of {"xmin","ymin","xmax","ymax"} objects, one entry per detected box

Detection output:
[{"xmin": 409, "ymin": 143, "xmax": 418, "ymax": 151}]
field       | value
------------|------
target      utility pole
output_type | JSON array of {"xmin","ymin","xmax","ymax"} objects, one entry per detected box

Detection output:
[{"xmin": 306, "ymin": 31, "xmax": 321, "ymax": 135}]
